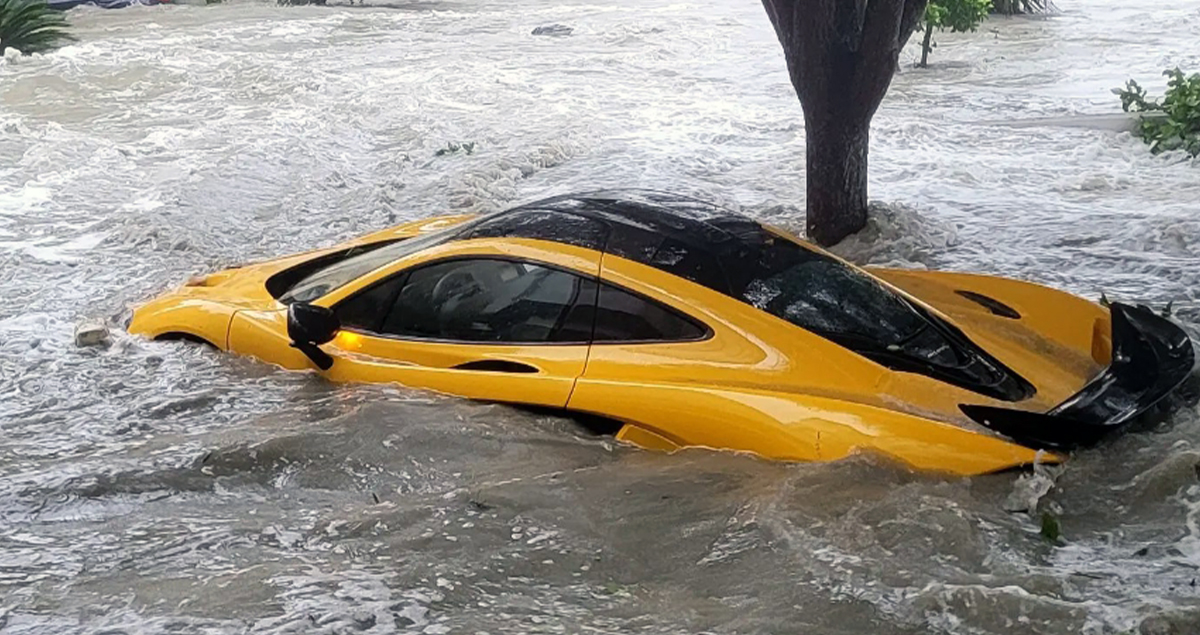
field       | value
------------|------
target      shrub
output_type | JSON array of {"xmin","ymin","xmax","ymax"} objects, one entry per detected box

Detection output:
[
  {"xmin": 1116, "ymin": 69, "xmax": 1200, "ymax": 158},
  {"xmin": 0, "ymin": 0, "xmax": 75, "ymax": 56},
  {"xmin": 918, "ymin": 0, "xmax": 992, "ymax": 67}
]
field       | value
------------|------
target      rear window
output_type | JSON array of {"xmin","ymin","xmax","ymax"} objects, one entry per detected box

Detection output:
[
  {"xmin": 593, "ymin": 283, "xmax": 707, "ymax": 343},
  {"xmin": 732, "ymin": 231, "xmax": 927, "ymax": 348},
  {"xmin": 608, "ymin": 220, "xmax": 1031, "ymax": 400}
]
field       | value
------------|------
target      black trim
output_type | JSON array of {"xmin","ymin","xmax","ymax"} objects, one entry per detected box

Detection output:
[
  {"xmin": 453, "ymin": 360, "xmax": 539, "ymax": 373},
  {"xmin": 156, "ymin": 332, "xmax": 218, "ymax": 348},
  {"xmin": 339, "ymin": 326, "xmax": 593, "ymax": 347},
  {"xmin": 961, "ymin": 303, "xmax": 1195, "ymax": 450},
  {"xmin": 508, "ymin": 405, "xmax": 627, "ymax": 436}
]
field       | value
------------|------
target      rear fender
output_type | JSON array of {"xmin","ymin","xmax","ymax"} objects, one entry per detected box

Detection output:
[{"xmin": 569, "ymin": 380, "xmax": 1058, "ymax": 475}]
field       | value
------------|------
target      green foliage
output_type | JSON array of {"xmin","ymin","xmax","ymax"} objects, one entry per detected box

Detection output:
[
  {"xmin": 926, "ymin": 0, "xmax": 992, "ymax": 31},
  {"xmin": 1039, "ymin": 511, "xmax": 1061, "ymax": 543},
  {"xmin": 919, "ymin": 0, "xmax": 992, "ymax": 67},
  {"xmin": 1116, "ymin": 69, "xmax": 1200, "ymax": 158},
  {"xmin": 0, "ymin": 0, "xmax": 75, "ymax": 56}
]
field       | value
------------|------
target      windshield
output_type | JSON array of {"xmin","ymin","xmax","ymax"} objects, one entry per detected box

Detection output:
[{"xmin": 280, "ymin": 230, "xmax": 455, "ymax": 304}]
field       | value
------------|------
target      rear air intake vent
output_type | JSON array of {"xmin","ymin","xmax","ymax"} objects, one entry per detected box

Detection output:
[{"xmin": 955, "ymin": 290, "xmax": 1021, "ymax": 319}]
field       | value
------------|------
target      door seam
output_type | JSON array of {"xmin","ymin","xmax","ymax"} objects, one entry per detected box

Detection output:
[{"xmin": 565, "ymin": 252, "xmax": 605, "ymax": 408}]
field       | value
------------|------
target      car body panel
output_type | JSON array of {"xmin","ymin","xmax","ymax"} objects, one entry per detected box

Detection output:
[
  {"xmin": 326, "ymin": 337, "xmax": 589, "ymax": 408},
  {"xmin": 128, "ymin": 195, "xmax": 1193, "ymax": 476},
  {"xmin": 572, "ymin": 382, "xmax": 1049, "ymax": 474},
  {"xmin": 127, "ymin": 296, "xmax": 240, "ymax": 349},
  {"xmin": 568, "ymin": 251, "xmax": 1056, "ymax": 474}
]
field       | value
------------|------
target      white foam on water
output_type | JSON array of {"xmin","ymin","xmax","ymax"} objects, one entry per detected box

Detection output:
[{"xmin": 2, "ymin": 0, "xmax": 1200, "ymax": 633}]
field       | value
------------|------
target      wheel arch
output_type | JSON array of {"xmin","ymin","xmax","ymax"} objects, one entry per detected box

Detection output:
[{"xmin": 155, "ymin": 331, "xmax": 220, "ymax": 349}]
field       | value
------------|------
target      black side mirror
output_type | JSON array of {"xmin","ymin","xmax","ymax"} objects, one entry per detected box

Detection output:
[{"xmin": 287, "ymin": 302, "xmax": 339, "ymax": 370}]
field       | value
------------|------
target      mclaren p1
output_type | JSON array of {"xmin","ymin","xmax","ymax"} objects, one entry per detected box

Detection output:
[{"xmin": 128, "ymin": 191, "xmax": 1195, "ymax": 475}]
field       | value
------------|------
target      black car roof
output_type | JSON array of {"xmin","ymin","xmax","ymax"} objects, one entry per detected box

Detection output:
[
  {"xmin": 491, "ymin": 189, "xmax": 761, "ymax": 251},
  {"xmin": 460, "ymin": 190, "xmax": 770, "ymax": 296},
  {"xmin": 452, "ymin": 191, "xmax": 1037, "ymax": 404}
]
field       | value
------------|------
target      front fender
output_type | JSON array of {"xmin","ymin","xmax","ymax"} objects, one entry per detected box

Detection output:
[
  {"xmin": 127, "ymin": 293, "xmax": 237, "ymax": 350},
  {"xmin": 227, "ymin": 308, "xmax": 314, "ymax": 371}
]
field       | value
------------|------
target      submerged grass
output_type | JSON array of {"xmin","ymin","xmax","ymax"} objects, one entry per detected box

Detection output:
[{"xmin": 1040, "ymin": 511, "xmax": 1062, "ymax": 544}]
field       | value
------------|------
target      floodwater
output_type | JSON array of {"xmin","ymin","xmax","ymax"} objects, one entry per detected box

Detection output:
[{"xmin": 1, "ymin": 0, "xmax": 1199, "ymax": 632}]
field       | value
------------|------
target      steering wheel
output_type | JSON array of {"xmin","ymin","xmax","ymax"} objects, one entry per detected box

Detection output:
[
  {"xmin": 432, "ymin": 269, "xmax": 482, "ymax": 307},
  {"xmin": 430, "ymin": 269, "xmax": 484, "ymax": 334}
]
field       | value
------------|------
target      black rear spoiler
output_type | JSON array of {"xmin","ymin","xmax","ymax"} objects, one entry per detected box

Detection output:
[{"xmin": 960, "ymin": 302, "xmax": 1195, "ymax": 451}]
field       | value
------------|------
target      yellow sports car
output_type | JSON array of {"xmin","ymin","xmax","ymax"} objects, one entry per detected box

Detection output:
[{"xmin": 129, "ymin": 191, "xmax": 1194, "ymax": 475}]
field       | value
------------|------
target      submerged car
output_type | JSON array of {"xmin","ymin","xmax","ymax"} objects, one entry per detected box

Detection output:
[{"xmin": 129, "ymin": 191, "xmax": 1195, "ymax": 475}]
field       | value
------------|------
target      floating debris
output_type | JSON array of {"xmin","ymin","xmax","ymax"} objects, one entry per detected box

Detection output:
[
  {"xmin": 532, "ymin": 24, "xmax": 573, "ymax": 37},
  {"xmin": 74, "ymin": 320, "xmax": 110, "ymax": 347}
]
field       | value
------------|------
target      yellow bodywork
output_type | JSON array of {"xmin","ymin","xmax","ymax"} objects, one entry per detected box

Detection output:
[{"xmin": 129, "ymin": 214, "xmax": 1115, "ymax": 476}]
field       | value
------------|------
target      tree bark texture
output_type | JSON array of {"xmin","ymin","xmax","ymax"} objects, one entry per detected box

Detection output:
[
  {"xmin": 761, "ymin": 0, "xmax": 928, "ymax": 246},
  {"xmin": 920, "ymin": 26, "xmax": 933, "ymax": 67}
]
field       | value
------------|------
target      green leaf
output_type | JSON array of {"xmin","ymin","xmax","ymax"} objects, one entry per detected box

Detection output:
[
  {"xmin": 1040, "ymin": 511, "xmax": 1061, "ymax": 543},
  {"xmin": 926, "ymin": 0, "xmax": 991, "ymax": 33},
  {"xmin": 1116, "ymin": 68, "xmax": 1200, "ymax": 157},
  {"xmin": 0, "ymin": 0, "xmax": 76, "ymax": 56}
]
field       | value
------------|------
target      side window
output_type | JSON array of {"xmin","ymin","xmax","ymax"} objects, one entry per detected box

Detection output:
[
  {"xmin": 381, "ymin": 258, "xmax": 589, "ymax": 343},
  {"xmin": 335, "ymin": 275, "xmax": 407, "ymax": 333},
  {"xmin": 593, "ymin": 283, "xmax": 707, "ymax": 343},
  {"xmin": 549, "ymin": 278, "xmax": 598, "ymax": 343}
]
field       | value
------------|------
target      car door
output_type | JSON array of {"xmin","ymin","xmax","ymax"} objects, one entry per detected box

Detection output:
[
  {"xmin": 565, "ymin": 267, "xmax": 822, "ymax": 461},
  {"xmin": 321, "ymin": 254, "xmax": 599, "ymax": 408}
]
